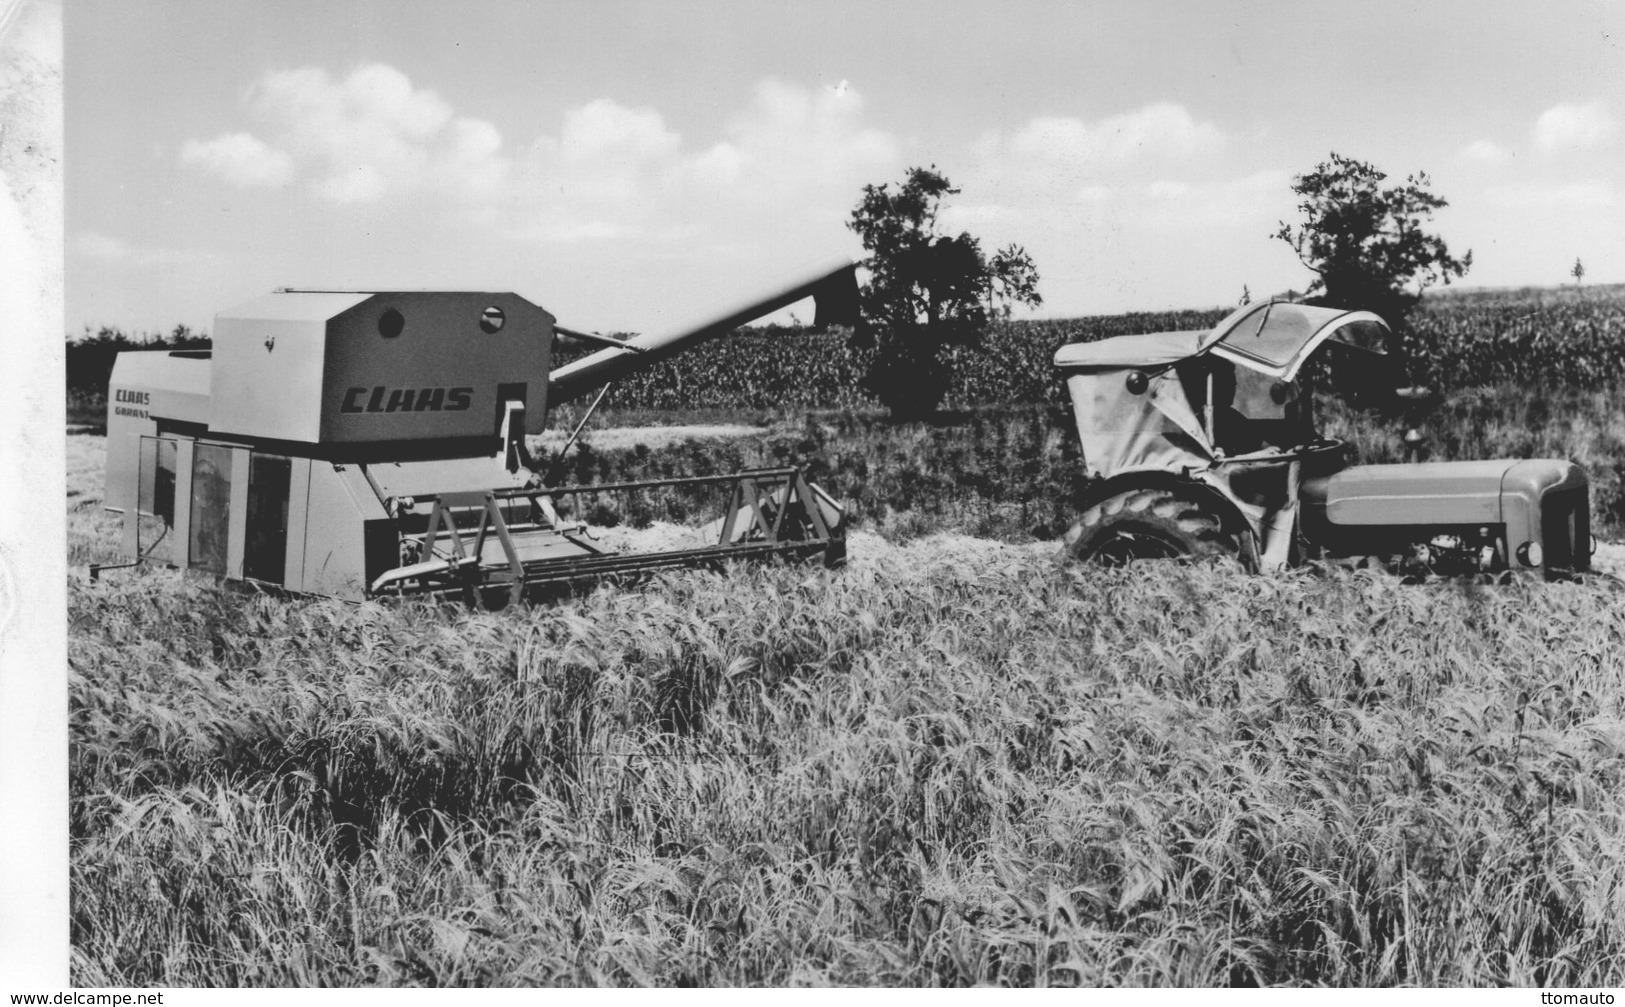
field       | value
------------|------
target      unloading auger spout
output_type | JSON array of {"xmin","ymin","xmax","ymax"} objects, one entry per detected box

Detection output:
[{"xmin": 547, "ymin": 258, "xmax": 860, "ymax": 406}]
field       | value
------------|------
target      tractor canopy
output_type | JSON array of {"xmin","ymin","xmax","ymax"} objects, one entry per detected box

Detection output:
[
  {"xmin": 1053, "ymin": 301, "xmax": 1393, "ymax": 481},
  {"xmin": 1052, "ymin": 301, "xmax": 1389, "ymax": 380},
  {"xmin": 1206, "ymin": 301, "xmax": 1390, "ymax": 382}
]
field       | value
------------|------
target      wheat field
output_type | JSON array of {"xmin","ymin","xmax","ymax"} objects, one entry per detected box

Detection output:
[{"xmin": 65, "ymin": 429, "xmax": 1625, "ymax": 986}]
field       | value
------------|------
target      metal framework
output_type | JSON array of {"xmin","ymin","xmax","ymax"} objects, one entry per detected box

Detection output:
[{"xmin": 368, "ymin": 466, "xmax": 842, "ymax": 605}]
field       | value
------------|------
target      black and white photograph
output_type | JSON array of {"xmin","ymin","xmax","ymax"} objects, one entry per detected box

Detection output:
[{"xmin": 5, "ymin": 0, "xmax": 1625, "ymax": 991}]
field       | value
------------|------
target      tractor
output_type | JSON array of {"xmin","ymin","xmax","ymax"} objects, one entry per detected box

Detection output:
[{"xmin": 1054, "ymin": 300, "xmax": 1593, "ymax": 577}]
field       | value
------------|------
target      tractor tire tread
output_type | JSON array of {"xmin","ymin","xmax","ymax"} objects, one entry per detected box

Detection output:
[{"xmin": 1065, "ymin": 486, "xmax": 1245, "ymax": 568}]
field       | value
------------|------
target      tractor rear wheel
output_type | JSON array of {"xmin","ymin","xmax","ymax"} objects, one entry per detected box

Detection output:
[{"xmin": 1064, "ymin": 487, "xmax": 1250, "ymax": 568}]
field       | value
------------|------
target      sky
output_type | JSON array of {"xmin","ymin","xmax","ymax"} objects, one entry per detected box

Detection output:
[{"xmin": 66, "ymin": 0, "xmax": 1625, "ymax": 336}]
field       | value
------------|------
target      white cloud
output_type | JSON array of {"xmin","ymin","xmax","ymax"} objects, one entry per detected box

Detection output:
[
  {"xmin": 705, "ymin": 78, "xmax": 899, "ymax": 203},
  {"xmin": 262, "ymin": 64, "xmax": 452, "ymax": 141},
  {"xmin": 1461, "ymin": 139, "xmax": 1511, "ymax": 164},
  {"xmin": 937, "ymin": 203, "xmax": 1007, "ymax": 230},
  {"xmin": 557, "ymin": 99, "xmax": 680, "ymax": 163},
  {"xmin": 516, "ymin": 98, "xmax": 683, "ymax": 226},
  {"xmin": 527, "ymin": 220, "xmax": 633, "ymax": 243},
  {"xmin": 1533, "ymin": 102, "xmax": 1615, "ymax": 153},
  {"xmin": 73, "ymin": 231, "xmax": 130, "ymax": 260},
  {"xmin": 182, "ymin": 63, "xmax": 506, "ymax": 204},
  {"xmin": 73, "ymin": 231, "xmax": 211, "ymax": 267},
  {"xmin": 1145, "ymin": 180, "xmax": 1192, "ymax": 200},
  {"xmin": 1135, "ymin": 170, "xmax": 1296, "ymax": 230},
  {"xmin": 180, "ymin": 66, "xmax": 899, "ymax": 250},
  {"xmin": 1003, "ymin": 103, "xmax": 1223, "ymax": 168},
  {"xmin": 946, "ymin": 107, "xmax": 1285, "ymax": 299},
  {"xmin": 965, "ymin": 103, "xmax": 1225, "ymax": 210},
  {"xmin": 315, "ymin": 164, "xmax": 388, "ymax": 204},
  {"xmin": 178, "ymin": 132, "xmax": 293, "ymax": 187},
  {"xmin": 512, "ymin": 77, "xmax": 897, "ymax": 244},
  {"xmin": 1485, "ymin": 180, "xmax": 1616, "ymax": 208}
]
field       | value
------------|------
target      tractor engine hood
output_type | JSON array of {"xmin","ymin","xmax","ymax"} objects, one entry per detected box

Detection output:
[
  {"xmin": 1299, "ymin": 458, "xmax": 1592, "ymax": 574},
  {"xmin": 1302, "ymin": 459, "xmax": 1518, "ymax": 526},
  {"xmin": 1300, "ymin": 458, "xmax": 1584, "ymax": 528}
]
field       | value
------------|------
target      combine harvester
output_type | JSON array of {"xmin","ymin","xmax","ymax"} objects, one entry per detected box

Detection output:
[{"xmin": 100, "ymin": 261, "xmax": 859, "ymax": 605}]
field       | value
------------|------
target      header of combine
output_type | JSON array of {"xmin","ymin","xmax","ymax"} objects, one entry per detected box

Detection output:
[{"xmin": 101, "ymin": 260, "xmax": 860, "ymax": 603}]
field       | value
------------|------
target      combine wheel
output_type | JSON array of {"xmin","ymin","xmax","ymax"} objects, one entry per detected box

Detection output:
[{"xmin": 1064, "ymin": 487, "xmax": 1251, "ymax": 569}]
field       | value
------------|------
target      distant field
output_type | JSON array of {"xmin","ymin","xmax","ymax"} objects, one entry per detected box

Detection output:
[
  {"xmin": 547, "ymin": 285, "xmax": 1625, "ymax": 414},
  {"xmin": 1418, "ymin": 281, "xmax": 1625, "ymax": 307},
  {"xmin": 68, "ymin": 284, "xmax": 1625, "ymax": 424}
]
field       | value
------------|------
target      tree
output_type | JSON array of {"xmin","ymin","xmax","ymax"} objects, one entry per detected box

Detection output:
[
  {"xmin": 1572, "ymin": 257, "xmax": 1586, "ymax": 286},
  {"xmin": 848, "ymin": 166, "xmax": 1041, "ymax": 418},
  {"xmin": 1273, "ymin": 153, "xmax": 1471, "ymax": 328}
]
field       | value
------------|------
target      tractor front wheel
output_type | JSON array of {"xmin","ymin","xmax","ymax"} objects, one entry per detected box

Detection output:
[{"xmin": 1064, "ymin": 487, "xmax": 1251, "ymax": 569}]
